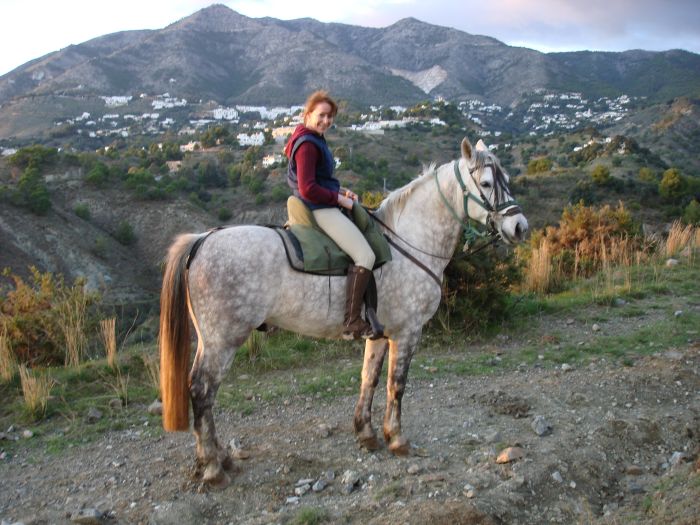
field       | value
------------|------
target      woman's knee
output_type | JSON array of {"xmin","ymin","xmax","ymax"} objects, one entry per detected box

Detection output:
[{"xmin": 356, "ymin": 250, "xmax": 375, "ymax": 271}]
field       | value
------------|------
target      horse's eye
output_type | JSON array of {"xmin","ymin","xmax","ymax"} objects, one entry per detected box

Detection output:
[{"xmin": 481, "ymin": 181, "xmax": 492, "ymax": 189}]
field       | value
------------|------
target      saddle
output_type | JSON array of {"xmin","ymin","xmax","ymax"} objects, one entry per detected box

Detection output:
[{"xmin": 274, "ymin": 196, "xmax": 391, "ymax": 276}]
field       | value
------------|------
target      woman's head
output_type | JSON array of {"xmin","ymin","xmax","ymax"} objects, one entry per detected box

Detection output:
[{"xmin": 303, "ymin": 90, "xmax": 338, "ymax": 135}]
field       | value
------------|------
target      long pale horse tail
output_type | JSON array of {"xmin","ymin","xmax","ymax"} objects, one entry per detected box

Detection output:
[{"xmin": 159, "ymin": 233, "xmax": 200, "ymax": 431}]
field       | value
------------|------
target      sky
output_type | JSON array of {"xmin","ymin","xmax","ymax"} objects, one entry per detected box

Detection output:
[{"xmin": 1, "ymin": 0, "xmax": 699, "ymax": 76}]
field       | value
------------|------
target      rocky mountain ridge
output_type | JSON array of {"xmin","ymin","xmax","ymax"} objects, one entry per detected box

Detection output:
[{"xmin": 1, "ymin": 4, "xmax": 699, "ymax": 117}]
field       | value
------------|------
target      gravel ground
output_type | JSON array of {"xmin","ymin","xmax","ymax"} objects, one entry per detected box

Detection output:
[{"xmin": 1, "ymin": 288, "xmax": 699, "ymax": 524}]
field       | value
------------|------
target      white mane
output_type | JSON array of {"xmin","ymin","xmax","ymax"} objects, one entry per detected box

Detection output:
[{"xmin": 376, "ymin": 163, "xmax": 437, "ymax": 226}]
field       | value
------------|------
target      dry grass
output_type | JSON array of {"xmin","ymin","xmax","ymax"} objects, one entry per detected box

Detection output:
[
  {"xmin": 57, "ymin": 287, "xmax": 89, "ymax": 367},
  {"xmin": 245, "ymin": 330, "xmax": 267, "ymax": 364},
  {"xmin": 665, "ymin": 221, "xmax": 699, "ymax": 260},
  {"xmin": 104, "ymin": 366, "xmax": 130, "ymax": 407},
  {"xmin": 99, "ymin": 317, "xmax": 117, "ymax": 369},
  {"xmin": 524, "ymin": 240, "xmax": 554, "ymax": 294},
  {"xmin": 141, "ymin": 351, "xmax": 160, "ymax": 394},
  {"xmin": 524, "ymin": 234, "xmax": 652, "ymax": 297},
  {"xmin": 0, "ymin": 327, "xmax": 17, "ymax": 382},
  {"xmin": 19, "ymin": 365, "xmax": 55, "ymax": 419}
]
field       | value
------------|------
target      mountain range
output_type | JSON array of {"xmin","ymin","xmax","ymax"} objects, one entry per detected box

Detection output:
[{"xmin": 1, "ymin": 3, "xmax": 699, "ymax": 121}]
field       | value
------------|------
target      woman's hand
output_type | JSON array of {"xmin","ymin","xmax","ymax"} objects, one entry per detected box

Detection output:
[
  {"xmin": 338, "ymin": 193, "xmax": 354, "ymax": 209},
  {"xmin": 340, "ymin": 187, "xmax": 358, "ymax": 202}
]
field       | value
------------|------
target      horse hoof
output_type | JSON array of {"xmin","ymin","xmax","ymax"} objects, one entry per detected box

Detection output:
[
  {"xmin": 202, "ymin": 464, "xmax": 230, "ymax": 489},
  {"xmin": 359, "ymin": 435, "xmax": 381, "ymax": 451},
  {"xmin": 202, "ymin": 464, "xmax": 231, "ymax": 489},
  {"xmin": 388, "ymin": 437, "xmax": 410, "ymax": 456},
  {"xmin": 206, "ymin": 471, "xmax": 231, "ymax": 490},
  {"xmin": 221, "ymin": 455, "xmax": 235, "ymax": 472}
]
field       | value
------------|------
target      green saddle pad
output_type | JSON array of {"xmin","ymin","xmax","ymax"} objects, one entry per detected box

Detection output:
[{"xmin": 286, "ymin": 196, "xmax": 392, "ymax": 274}]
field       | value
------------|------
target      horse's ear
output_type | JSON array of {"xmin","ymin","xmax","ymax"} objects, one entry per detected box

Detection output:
[
  {"xmin": 461, "ymin": 137, "xmax": 474, "ymax": 160},
  {"xmin": 475, "ymin": 139, "xmax": 489, "ymax": 152}
]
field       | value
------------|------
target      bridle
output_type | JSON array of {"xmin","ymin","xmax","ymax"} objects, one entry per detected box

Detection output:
[
  {"xmin": 436, "ymin": 158, "xmax": 521, "ymax": 252},
  {"xmin": 369, "ymin": 155, "xmax": 522, "ymax": 288}
]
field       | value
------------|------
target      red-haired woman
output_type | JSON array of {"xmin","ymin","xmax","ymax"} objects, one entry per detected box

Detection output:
[{"xmin": 285, "ymin": 90, "xmax": 380, "ymax": 340}]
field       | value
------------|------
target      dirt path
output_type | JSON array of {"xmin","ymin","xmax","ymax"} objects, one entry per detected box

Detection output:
[{"xmin": 1, "ymin": 337, "xmax": 698, "ymax": 524}]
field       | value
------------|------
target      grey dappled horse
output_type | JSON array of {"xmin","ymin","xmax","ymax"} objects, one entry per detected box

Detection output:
[{"xmin": 160, "ymin": 137, "xmax": 528, "ymax": 486}]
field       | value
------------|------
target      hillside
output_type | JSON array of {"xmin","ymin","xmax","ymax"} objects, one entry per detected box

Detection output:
[{"xmin": 1, "ymin": 5, "xmax": 700, "ymax": 141}]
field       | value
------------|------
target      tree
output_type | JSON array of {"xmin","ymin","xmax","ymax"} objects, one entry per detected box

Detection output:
[
  {"xmin": 16, "ymin": 167, "xmax": 51, "ymax": 215},
  {"xmin": 85, "ymin": 162, "xmax": 110, "ymax": 187},
  {"xmin": 658, "ymin": 168, "xmax": 686, "ymax": 200},
  {"xmin": 683, "ymin": 200, "xmax": 700, "ymax": 225},
  {"xmin": 8, "ymin": 145, "xmax": 58, "ymax": 170},
  {"xmin": 591, "ymin": 164, "xmax": 611, "ymax": 185},
  {"xmin": 527, "ymin": 157, "xmax": 553, "ymax": 174},
  {"xmin": 638, "ymin": 166, "xmax": 657, "ymax": 182}
]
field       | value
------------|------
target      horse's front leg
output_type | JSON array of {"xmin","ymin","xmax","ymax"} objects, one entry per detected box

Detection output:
[
  {"xmin": 189, "ymin": 343, "xmax": 238, "ymax": 487},
  {"xmin": 354, "ymin": 338, "xmax": 389, "ymax": 450},
  {"xmin": 383, "ymin": 335, "xmax": 418, "ymax": 456}
]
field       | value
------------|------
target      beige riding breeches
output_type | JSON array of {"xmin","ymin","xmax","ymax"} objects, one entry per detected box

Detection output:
[{"xmin": 312, "ymin": 207, "xmax": 376, "ymax": 270}]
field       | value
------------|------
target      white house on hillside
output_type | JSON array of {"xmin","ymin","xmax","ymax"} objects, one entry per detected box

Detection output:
[{"xmin": 237, "ymin": 132, "xmax": 265, "ymax": 147}]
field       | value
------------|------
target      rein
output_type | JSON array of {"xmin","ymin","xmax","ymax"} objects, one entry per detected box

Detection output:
[
  {"xmin": 368, "ymin": 211, "xmax": 444, "ymax": 289},
  {"xmin": 368, "ymin": 156, "xmax": 521, "ymax": 287}
]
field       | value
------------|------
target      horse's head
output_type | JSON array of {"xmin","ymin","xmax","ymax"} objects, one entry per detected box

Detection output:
[{"xmin": 458, "ymin": 137, "xmax": 528, "ymax": 245}]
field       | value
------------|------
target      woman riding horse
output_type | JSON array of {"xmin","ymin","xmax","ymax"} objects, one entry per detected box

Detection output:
[{"xmin": 285, "ymin": 90, "xmax": 381, "ymax": 340}]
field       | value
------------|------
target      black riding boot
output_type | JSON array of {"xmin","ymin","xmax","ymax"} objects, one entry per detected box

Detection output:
[
  {"xmin": 363, "ymin": 270, "xmax": 384, "ymax": 340},
  {"xmin": 342, "ymin": 265, "xmax": 374, "ymax": 340}
]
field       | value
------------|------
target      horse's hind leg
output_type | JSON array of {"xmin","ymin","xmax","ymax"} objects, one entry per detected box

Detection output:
[
  {"xmin": 354, "ymin": 338, "xmax": 388, "ymax": 450},
  {"xmin": 189, "ymin": 336, "xmax": 244, "ymax": 487},
  {"xmin": 383, "ymin": 336, "xmax": 418, "ymax": 456}
]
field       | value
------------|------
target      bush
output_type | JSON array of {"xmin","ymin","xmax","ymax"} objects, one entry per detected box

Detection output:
[
  {"xmin": 638, "ymin": 167, "xmax": 658, "ymax": 183},
  {"xmin": 74, "ymin": 203, "xmax": 90, "ymax": 220},
  {"xmin": 8, "ymin": 145, "xmax": 58, "ymax": 170},
  {"xmin": 527, "ymin": 157, "xmax": 553, "ymax": 174},
  {"xmin": 659, "ymin": 168, "xmax": 686, "ymax": 201},
  {"xmin": 683, "ymin": 200, "xmax": 700, "ymax": 225},
  {"xmin": 85, "ymin": 162, "xmax": 110, "ymax": 187},
  {"xmin": 591, "ymin": 164, "xmax": 611, "ymax": 185},
  {"xmin": 114, "ymin": 221, "xmax": 136, "ymax": 245},
  {"xmin": 437, "ymin": 247, "xmax": 522, "ymax": 333},
  {"xmin": 525, "ymin": 201, "xmax": 643, "ymax": 279},
  {"xmin": 15, "ymin": 167, "xmax": 51, "ymax": 215},
  {"xmin": 270, "ymin": 185, "xmax": 289, "ymax": 202},
  {"xmin": 0, "ymin": 267, "xmax": 98, "ymax": 366},
  {"xmin": 217, "ymin": 207, "xmax": 233, "ymax": 222}
]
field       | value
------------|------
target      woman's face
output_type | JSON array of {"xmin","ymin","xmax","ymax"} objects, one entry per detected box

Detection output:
[{"xmin": 304, "ymin": 102, "xmax": 334, "ymax": 135}]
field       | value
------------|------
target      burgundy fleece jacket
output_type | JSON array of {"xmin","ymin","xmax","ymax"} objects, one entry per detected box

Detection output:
[{"xmin": 284, "ymin": 125, "xmax": 339, "ymax": 206}]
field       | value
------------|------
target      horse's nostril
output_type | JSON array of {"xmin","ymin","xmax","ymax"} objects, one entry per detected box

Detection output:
[{"xmin": 515, "ymin": 222, "xmax": 523, "ymax": 239}]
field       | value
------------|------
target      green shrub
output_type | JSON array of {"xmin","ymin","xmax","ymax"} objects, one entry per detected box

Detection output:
[
  {"xmin": 114, "ymin": 221, "xmax": 136, "ymax": 246},
  {"xmin": 270, "ymin": 185, "xmax": 289, "ymax": 202},
  {"xmin": 683, "ymin": 200, "xmax": 700, "ymax": 225},
  {"xmin": 92, "ymin": 236, "xmax": 108, "ymax": 258},
  {"xmin": 527, "ymin": 157, "xmax": 553, "ymax": 174},
  {"xmin": 638, "ymin": 167, "xmax": 658, "ymax": 183},
  {"xmin": 659, "ymin": 168, "xmax": 686, "ymax": 201},
  {"xmin": 437, "ymin": 247, "xmax": 522, "ymax": 333},
  {"xmin": 591, "ymin": 164, "xmax": 611, "ymax": 185},
  {"xmin": 16, "ymin": 167, "xmax": 51, "ymax": 215},
  {"xmin": 8, "ymin": 145, "xmax": 58, "ymax": 170},
  {"xmin": 74, "ymin": 203, "xmax": 90, "ymax": 220},
  {"xmin": 218, "ymin": 207, "xmax": 233, "ymax": 222},
  {"xmin": 85, "ymin": 162, "xmax": 110, "ymax": 187}
]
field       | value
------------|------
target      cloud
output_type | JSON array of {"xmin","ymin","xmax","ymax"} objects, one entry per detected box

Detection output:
[{"xmin": 336, "ymin": 0, "xmax": 700, "ymax": 53}]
